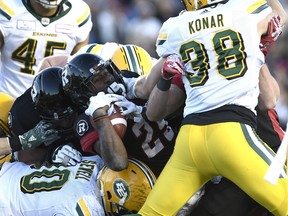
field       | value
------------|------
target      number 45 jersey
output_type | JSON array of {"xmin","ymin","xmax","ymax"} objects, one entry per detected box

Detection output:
[
  {"xmin": 0, "ymin": 156, "xmax": 105, "ymax": 216},
  {"xmin": 0, "ymin": 0, "xmax": 92, "ymax": 98},
  {"xmin": 156, "ymin": 0, "xmax": 271, "ymax": 117}
]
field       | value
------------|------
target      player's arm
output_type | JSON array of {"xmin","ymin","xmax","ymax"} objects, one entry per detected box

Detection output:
[
  {"xmin": 133, "ymin": 58, "xmax": 166, "ymax": 99},
  {"xmin": 85, "ymin": 92, "xmax": 128, "ymax": 171},
  {"xmin": 70, "ymin": 36, "xmax": 90, "ymax": 55},
  {"xmin": 258, "ymin": 64, "xmax": 280, "ymax": 111},
  {"xmin": 37, "ymin": 55, "xmax": 70, "ymax": 72},
  {"xmin": 146, "ymin": 55, "xmax": 186, "ymax": 121},
  {"xmin": 146, "ymin": 82, "xmax": 185, "ymax": 121},
  {"xmin": 0, "ymin": 138, "xmax": 12, "ymax": 155},
  {"xmin": 267, "ymin": 0, "xmax": 287, "ymax": 26},
  {"xmin": 0, "ymin": 120, "xmax": 60, "ymax": 155}
]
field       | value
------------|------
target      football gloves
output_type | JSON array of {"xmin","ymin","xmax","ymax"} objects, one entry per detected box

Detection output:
[
  {"xmin": 113, "ymin": 94, "xmax": 144, "ymax": 123},
  {"xmin": 260, "ymin": 16, "xmax": 282, "ymax": 57},
  {"xmin": 85, "ymin": 92, "xmax": 119, "ymax": 117},
  {"xmin": 19, "ymin": 120, "xmax": 60, "ymax": 150},
  {"xmin": 161, "ymin": 54, "xmax": 185, "ymax": 80},
  {"xmin": 52, "ymin": 144, "xmax": 82, "ymax": 166}
]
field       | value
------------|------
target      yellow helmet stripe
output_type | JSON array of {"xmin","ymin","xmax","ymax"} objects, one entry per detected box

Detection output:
[
  {"xmin": 122, "ymin": 45, "xmax": 141, "ymax": 73},
  {"xmin": 129, "ymin": 158, "xmax": 156, "ymax": 187},
  {"xmin": 0, "ymin": 1, "xmax": 14, "ymax": 20},
  {"xmin": 76, "ymin": 198, "xmax": 91, "ymax": 216}
]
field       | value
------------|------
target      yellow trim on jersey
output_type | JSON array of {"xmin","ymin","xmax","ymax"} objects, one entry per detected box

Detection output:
[
  {"xmin": 0, "ymin": 1, "xmax": 14, "ymax": 17},
  {"xmin": 76, "ymin": 198, "xmax": 91, "ymax": 216},
  {"xmin": 246, "ymin": 0, "xmax": 267, "ymax": 13},
  {"xmin": 157, "ymin": 33, "xmax": 168, "ymax": 46},
  {"xmin": 90, "ymin": 44, "xmax": 103, "ymax": 54},
  {"xmin": 76, "ymin": 5, "xmax": 90, "ymax": 25},
  {"xmin": 157, "ymin": 33, "xmax": 168, "ymax": 40}
]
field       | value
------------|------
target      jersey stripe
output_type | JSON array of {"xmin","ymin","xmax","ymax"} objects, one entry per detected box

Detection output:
[
  {"xmin": 86, "ymin": 43, "xmax": 103, "ymax": 54},
  {"xmin": 242, "ymin": 124, "xmax": 287, "ymax": 179},
  {"xmin": 156, "ymin": 33, "xmax": 168, "ymax": 46},
  {"xmin": 76, "ymin": 198, "xmax": 91, "ymax": 216},
  {"xmin": 0, "ymin": 1, "xmax": 14, "ymax": 20},
  {"xmin": 77, "ymin": 5, "xmax": 91, "ymax": 27},
  {"xmin": 246, "ymin": 0, "xmax": 269, "ymax": 14}
]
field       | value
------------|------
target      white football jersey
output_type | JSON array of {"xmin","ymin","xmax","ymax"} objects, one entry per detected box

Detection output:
[
  {"xmin": 156, "ymin": 0, "xmax": 271, "ymax": 117},
  {"xmin": 0, "ymin": 156, "xmax": 105, "ymax": 216},
  {"xmin": 0, "ymin": 0, "xmax": 92, "ymax": 98}
]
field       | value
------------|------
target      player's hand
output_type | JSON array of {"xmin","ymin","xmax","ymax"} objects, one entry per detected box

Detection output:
[
  {"xmin": 85, "ymin": 92, "xmax": 118, "ymax": 116},
  {"xmin": 122, "ymin": 77, "xmax": 137, "ymax": 99},
  {"xmin": 52, "ymin": 144, "xmax": 82, "ymax": 166},
  {"xmin": 161, "ymin": 54, "xmax": 185, "ymax": 80},
  {"xmin": 260, "ymin": 16, "xmax": 282, "ymax": 56},
  {"xmin": 113, "ymin": 94, "xmax": 143, "ymax": 123},
  {"xmin": 19, "ymin": 120, "xmax": 60, "ymax": 150}
]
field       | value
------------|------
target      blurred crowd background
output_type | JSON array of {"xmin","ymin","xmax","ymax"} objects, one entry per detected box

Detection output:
[{"xmin": 84, "ymin": 0, "xmax": 288, "ymax": 129}]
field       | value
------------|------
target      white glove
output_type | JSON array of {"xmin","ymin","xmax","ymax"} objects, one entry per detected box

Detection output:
[
  {"xmin": 85, "ymin": 92, "xmax": 118, "ymax": 116},
  {"xmin": 52, "ymin": 144, "xmax": 82, "ymax": 166},
  {"xmin": 113, "ymin": 95, "xmax": 143, "ymax": 123},
  {"xmin": 122, "ymin": 77, "xmax": 137, "ymax": 99}
]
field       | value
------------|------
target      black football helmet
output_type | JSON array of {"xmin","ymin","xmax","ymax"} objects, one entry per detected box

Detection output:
[
  {"xmin": 62, "ymin": 53, "xmax": 126, "ymax": 111},
  {"xmin": 31, "ymin": 66, "xmax": 76, "ymax": 123}
]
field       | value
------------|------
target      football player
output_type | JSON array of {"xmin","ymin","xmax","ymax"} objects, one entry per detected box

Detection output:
[
  {"xmin": 0, "ymin": 0, "xmax": 92, "ymax": 98},
  {"xmin": 131, "ymin": 0, "xmax": 288, "ymax": 216}
]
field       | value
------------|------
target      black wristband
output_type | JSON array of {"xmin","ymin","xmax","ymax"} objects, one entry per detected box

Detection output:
[
  {"xmin": 157, "ymin": 77, "xmax": 172, "ymax": 91},
  {"xmin": 8, "ymin": 136, "xmax": 22, "ymax": 152}
]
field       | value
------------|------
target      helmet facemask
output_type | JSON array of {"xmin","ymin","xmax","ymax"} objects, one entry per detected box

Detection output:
[
  {"xmin": 62, "ymin": 53, "xmax": 127, "ymax": 111},
  {"xmin": 76, "ymin": 60, "xmax": 126, "ymax": 110},
  {"xmin": 85, "ymin": 60, "xmax": 126, "ymax": 95}
]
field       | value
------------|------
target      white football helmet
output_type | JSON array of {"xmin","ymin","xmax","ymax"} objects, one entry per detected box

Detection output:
[
  {"xmin": 35, "ymin": 0, "xmax": 66, "ymax": 9},
  {"xmin": 181, "ymin": 0, "xmax": 228, "ymax": 11},
  {"xmin": 98, "ymin": 158, "xmax": 156, "ymax": 215}
]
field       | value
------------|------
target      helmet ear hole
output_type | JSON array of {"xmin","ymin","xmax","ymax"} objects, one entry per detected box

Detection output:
[{"xmin": 106, "ymin": 191, "xmax": 112, "ymax": 200}]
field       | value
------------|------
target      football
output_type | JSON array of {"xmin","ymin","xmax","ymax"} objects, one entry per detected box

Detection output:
[{"xmin": 109, "ymin": 105, "xmax": 127, "ymax": 138}]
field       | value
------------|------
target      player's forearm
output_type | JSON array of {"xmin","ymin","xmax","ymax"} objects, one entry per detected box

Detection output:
[
  {"xmin": 258, "ymin": 64, "xmax": 280, "ymax": 111},
  {"xmin": 134, "ymin": 58, "xmax": 166, "ymax": 99},
  {"xmin": 267, "ymin": 0, "xmax": 287, "ymax": 26},
  {"xmin": 0, "ymin": 138, "xmax": 12, "ymax": 155},
  {"xmin": 146, "ymin": 78, "xmax": 172, "ymax": 121},
  {"xmin": 92, "ymin": 113, "xmax": 128, "ymax": 171},
  {"xmin": 37, "ymin": 55, "xmax": 69, "ymax": 72}
]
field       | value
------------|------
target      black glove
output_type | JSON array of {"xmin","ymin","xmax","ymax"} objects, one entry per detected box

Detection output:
[{"xmin": 19, "ymin": 120, "xmax": 60, "ymax": 150}]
